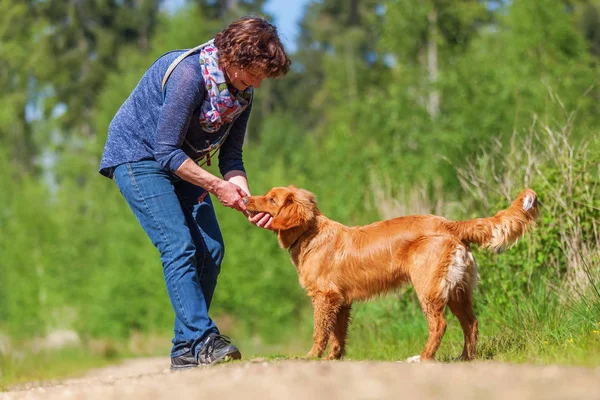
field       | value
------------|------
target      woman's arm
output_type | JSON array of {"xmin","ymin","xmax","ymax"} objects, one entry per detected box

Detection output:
[
  {"xmin": 157, "ymin": 60, "xmax": 246, "ymax": 211},
  {"xmin": 223, "ymin": 170, "xmax": 250, "ymax": 195},
  {"xmin": 154, "ymin": 62, "xmax": 201, "ymax": 173},
  {"xmin": 217, "ymin": 101, "xmax": 271, "ymax": 228},
  {"xmin": 215, "ymin": 98, "xmax": 270, "ymax": 227},
  {"xmin": 217, "ymin": 100, "xmax": 252, "ymax": 177},
  {"xmin": 176, "ymin": 159, "xmax": 247, "ymax": 211}
]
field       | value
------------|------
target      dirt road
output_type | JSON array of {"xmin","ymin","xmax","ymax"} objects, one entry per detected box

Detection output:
[{"xmin": 2, "ymin": 358, "xmax": 600, "ymax": 400}]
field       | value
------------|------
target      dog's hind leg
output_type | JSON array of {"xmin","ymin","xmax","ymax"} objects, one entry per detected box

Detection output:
[
  {"xmin": 327, "ymin": 304, "xmax": 352, "ymax": 360},
  {"xmin": 307, "ymin": 293, "xmax": 342, "ymax": 359},
  {"xmin": 448, "ymin": 249, "xmax": 478, "ymax": 361},
  {"xmin": 448, "ymin": 293, "xmax": 478, "ymax": 361},
  {"xmin": 418, "ymin": 299, "xmax": 447, "ymax": 361}
]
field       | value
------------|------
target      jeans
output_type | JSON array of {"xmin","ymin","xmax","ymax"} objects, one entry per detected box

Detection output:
[{"xmin": 113, "ymin": 160, "xmax": 224, "ymax": 358}]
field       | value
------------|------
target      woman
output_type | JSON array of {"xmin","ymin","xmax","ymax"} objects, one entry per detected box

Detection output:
[{"xmin": 99, "ymin": 16, "xmax": 290, "ymax": 369}]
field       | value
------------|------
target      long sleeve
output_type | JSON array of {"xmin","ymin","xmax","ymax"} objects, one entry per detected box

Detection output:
[
  {"xmin": 218, "ymin": 99, "xmax": 252, "ymax": 176},
  {"xmin": 154, "ymin": 62, "xmax": 205, "ymax": 173}
]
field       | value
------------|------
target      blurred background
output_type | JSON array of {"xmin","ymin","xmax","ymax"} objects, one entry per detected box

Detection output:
[{"xmin": 1, "ymin": 0, "xmax": 599, "ymax": 383}]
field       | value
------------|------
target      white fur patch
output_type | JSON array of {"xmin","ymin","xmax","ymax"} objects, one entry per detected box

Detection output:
[
  {"xmin": 490, "ymin": 224, "xmax": 510, "ymax": 252},
  {"xmin": 440, "ymin": 246, "xmax": 478, "ymax": 300},
  {"xmin": 447, "ymin": 247, "xmax": 468, "ymax": 287},
  {"xmin": 522, "ymin": 195, "xmax": 535, "ymax": 211},
  {"xmin": 405, "ymin": 355, "xmax": 421, "ymax": 363}
]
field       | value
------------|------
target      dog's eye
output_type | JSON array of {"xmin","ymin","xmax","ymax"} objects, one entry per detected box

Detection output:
[{"xmin": 269, "ymin": 197, "xmax": 276, "ymax": 204}]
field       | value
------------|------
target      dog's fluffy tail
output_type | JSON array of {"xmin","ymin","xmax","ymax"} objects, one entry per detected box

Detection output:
[{"xmin": 447, "ymin": 188, "xmax": 539, "ymax": 253}]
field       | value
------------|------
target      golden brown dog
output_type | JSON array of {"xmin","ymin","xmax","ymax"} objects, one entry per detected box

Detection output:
[{"xmin": 244, "ymin": 186, "xmax": 538, "ymax": 362}]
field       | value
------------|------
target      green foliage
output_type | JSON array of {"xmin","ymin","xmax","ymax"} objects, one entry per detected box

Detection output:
[{"xmin": 0, "ymin": 1, "xmax": 37, "ymax": 172}]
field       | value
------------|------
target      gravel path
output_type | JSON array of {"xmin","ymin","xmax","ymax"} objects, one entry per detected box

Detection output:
[{"xmin": 2, "ymin": 358, "xmax": 600, "ymax": 400}]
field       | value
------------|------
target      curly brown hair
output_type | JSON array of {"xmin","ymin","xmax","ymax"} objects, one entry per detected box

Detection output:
[{"xmin": 214, "ymin": 16, "xmax": 291, "ymax": 78}]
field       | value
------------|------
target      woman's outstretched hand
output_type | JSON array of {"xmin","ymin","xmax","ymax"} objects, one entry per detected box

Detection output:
[
  {"xmin": 214, "ymin": 181, "xmax": 248, "ymax": 211},
  {"xmin": 214, "ymin": 178, "xmax": 272, "ymax": 229}
]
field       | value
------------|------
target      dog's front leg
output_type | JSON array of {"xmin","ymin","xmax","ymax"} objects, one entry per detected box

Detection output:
[
  {"xmin": 327, "ymin": 303, "xmax": 352, "ymax": 360},
  {"xmin": 306, "ymin": 293, "xmax": 342, "ymax": 359}
]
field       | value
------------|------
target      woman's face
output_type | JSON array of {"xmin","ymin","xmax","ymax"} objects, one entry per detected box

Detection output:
[{"xmin": 225, "ymin": 65, "xmax": 266, "ymax": 90}]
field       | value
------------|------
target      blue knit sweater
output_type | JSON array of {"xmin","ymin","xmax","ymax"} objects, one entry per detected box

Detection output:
[{"xmin": 99, "ymin": 49, "xmax": 251, "ymax": 179}]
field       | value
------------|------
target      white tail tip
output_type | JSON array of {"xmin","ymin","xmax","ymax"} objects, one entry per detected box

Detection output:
[{"xmin": 522, "ymin": 195, "xmax": 535, "ymax": 211}]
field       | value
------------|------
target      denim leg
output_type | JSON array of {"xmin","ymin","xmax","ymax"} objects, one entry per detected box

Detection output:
[
  {"xmin": 172, "ymin": 180, "xmax": 225, "ymax": 356},
  {"xmin": 174, "ymin": 179, "xmax": 225, "ymax": 310},
  {"xmin": 113, "ymin": 160, "xmax": 217, "ymax": 357}
]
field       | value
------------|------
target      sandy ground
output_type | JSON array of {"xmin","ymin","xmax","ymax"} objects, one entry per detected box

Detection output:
[{"xmin": 2, "ymin": 357, "xmax": 600, "ymax": 400}]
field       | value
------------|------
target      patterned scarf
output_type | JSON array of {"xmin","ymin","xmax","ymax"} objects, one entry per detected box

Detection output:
[{"xmin": 198, "ymin": 41, "xmax": 253, "ymax": 133}]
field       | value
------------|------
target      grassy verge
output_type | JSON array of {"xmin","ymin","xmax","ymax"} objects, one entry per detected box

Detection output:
[
  {"xmin": 344, "ymin": 268, "xmax": 600, "ymax": 366},
  {"xmin": 1, "ymin": 297, "xmax": 598, "ymax": 391},
  {"xmin": 0, "ymin": 347, "xmax": 120, "ymax": 390},
  {"xmin": 232, "ymin": 271, "xmax": 600, "ymax": 367},
  {"xmin": 0, "ymin": 332, "xmax": 168, "ymax": 390},
  {"xmin": 344, "ymin": 303, "xmax": 600, "ymax": 366}
]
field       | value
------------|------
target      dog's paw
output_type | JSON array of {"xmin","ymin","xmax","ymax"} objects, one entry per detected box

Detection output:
[{"xmin": 405, "ymin": 355, "xmax": 421, "ymax": 363}]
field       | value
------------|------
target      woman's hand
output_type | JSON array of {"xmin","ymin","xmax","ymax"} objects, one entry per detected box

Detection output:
[
  {"xmin": 214, "ymin": 181, "xmax": 247, "ymax": 211},
  {"xmin": 247, "ymin": 212, "xmax": 273, "ymax": 229}
]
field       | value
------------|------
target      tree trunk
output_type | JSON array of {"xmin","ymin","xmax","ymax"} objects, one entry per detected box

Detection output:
[
  {"xmin": 349, "ymin": 0, "xmax": 360, "ymax": 26},
  {"xmin": 426, "ymin": 6, "xmax": 440, "ymax": 119}
]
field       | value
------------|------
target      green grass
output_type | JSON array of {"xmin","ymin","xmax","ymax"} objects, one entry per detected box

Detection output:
[
  {"xmin": 0, "ymin": 347, "xmax": 121, "ymax": 390},
  {"xmin": 224, "ymin": 303, "xmax": 600, "ymax": 366},
  {"xmin": 342, "ymin": 277, "xmax": 600, "ymax": 366},
  {"xmin": 2, "ymin": 279, "xmax": 598, "ymax": 391},
  {"xmin": 231, "ymin": 278, "xmax": 600, "ymax": 367},
  {"xmin": 1, "ymin": 318, "xmax": 597, "ymax": 392},
  {"xmin": 0, "ymin": 333, "xmax": 169, "ymax": 390},
  {"xmin": 343, "ymin": 310, "xmax": 600, "ymax": 366}
]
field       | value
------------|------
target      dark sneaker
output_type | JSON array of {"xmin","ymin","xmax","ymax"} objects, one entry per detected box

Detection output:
[
  {"xmin": 197, "ymin": 333, "xmax": 242, "ymax": 366},
  {"xmin": 170, "ymin": 348, "xmax": 198, "ymax": 370}
]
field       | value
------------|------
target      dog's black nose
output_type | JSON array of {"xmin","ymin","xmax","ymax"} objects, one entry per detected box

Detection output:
[{"xmin": 243, "ymin": 196, "xmax": 249, "ymax": 205}]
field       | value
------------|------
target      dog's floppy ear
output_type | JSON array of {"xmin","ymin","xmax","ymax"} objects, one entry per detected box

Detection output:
[{"xmin": 271, "ymin": 189, "xmax": 316, "ymax": 230}]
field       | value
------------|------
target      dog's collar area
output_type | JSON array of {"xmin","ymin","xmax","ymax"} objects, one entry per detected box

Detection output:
[
  {"xmin": 285, "ymin": 224, "xmax": 317, "ymax": 254},
  {"xmin": 287, "ymin": 236, "xmax": 301, "ymax": 253}
]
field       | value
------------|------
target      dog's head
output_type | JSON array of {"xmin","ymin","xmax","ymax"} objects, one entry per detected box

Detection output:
[{"xmin": 245, "ymin": 185, "xmax": 318, "ymax": 231}]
